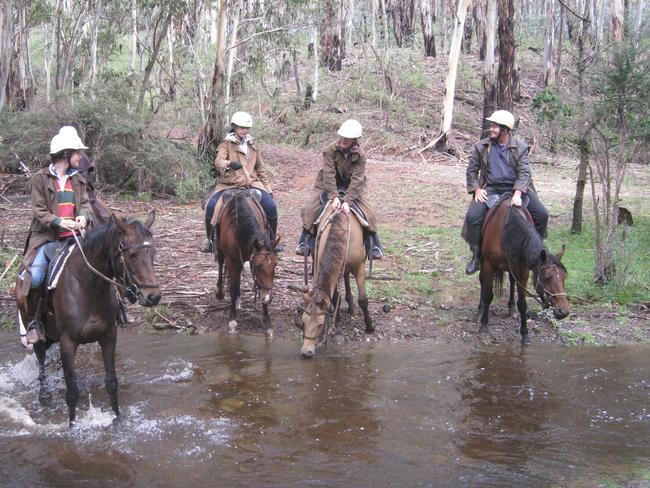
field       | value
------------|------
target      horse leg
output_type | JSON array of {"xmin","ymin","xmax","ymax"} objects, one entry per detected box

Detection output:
[
  {"xmin": 354, "ymin": 264, "xmax": 373, "ymax": 333},
  {"xmin": 507, "ymin": 273, "xmax": 517, "ymax": 318},
  {"xmin": 228, "ymin": 263, "xmax": 241, "ymax": 333},
  {"xmin": 478, "ymin": 267, "xmax": 494, "ymax": 335},
  {"xmin": 215, "ymin": 250, "xmax": 225, "ymax": 300},
  {"xmin": 99, "ymin": 326, "xmax": 120, "ymax": 419},
  {"xmin": 59, "ymin": 336, "xmax": 80, "ymax": 426},
  {"xmin": 263, "ymin": 302, "xmax": 273, "ymax": 339},
  {"xmin": 344, "ymin": 272, "xmax": 355, "ymax": 315},
  {"xmin": 516, "ymin": 274, "xmax": 531, "ymax": 345},
  {"xmin": 33, "ymin": 340, "xmax": 51, "ymax": 406}
]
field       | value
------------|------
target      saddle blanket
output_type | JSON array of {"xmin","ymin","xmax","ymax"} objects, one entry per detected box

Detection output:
[{"xmin": 46, "ymin": 241, "xmax": 77, "ymax": 290}]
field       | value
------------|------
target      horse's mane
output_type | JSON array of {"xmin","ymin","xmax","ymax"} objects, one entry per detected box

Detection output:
[
  {"xmin": 315, "ymin": 211, "xmax": 348, "ymax": 290},
  {"xmin": 81, "ymin": 218, "xmax": 152, "ymax": 261},
  {"xmin": 502, "ymin": 207, "xmax": 565, "ymax": 272},
  {"xmin": 224, "ymin": 191, "xmax": 272, "ymax": 251}
]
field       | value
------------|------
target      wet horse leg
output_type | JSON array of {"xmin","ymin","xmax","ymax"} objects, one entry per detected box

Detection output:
[
  {"xmin": 262, "ymin": 301, "xmax": 273, "ymax": 339},
  {"xmin": 344, "ymin": 272, "xmax": 355, "ymax": 315},
  {"xmin": 33, "ymin": 340, "xmax": 52, "ymax": 406},
  {"xmin": 507, "ymin": 273, "xmax": 517, "ymax": 318},
  {"xmin": 227, "ymin": 260, "xmax": 242, "ymax": 333},
  {"xmin": 354, "ymin": 264, "xmax": 373, "ymax": 333},
  {"xmin": 99, "ymin": 325, "xmax": 120, "ymax": 419},
  {"xmin": 59, "ymin": 335, "xmax": 80, "ymax": 426},
  {"xmin": 478, "ymin": 266, "xmax": 494, "ymax": 334},
  {"xmin": 516, "ymin": 270, "xmax": 531, "ymax": 345},
  {"xmin": 215, "ymin": 250, "xmax": 225, "ymax": 300}
]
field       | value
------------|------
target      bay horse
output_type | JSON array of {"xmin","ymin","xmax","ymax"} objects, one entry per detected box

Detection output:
[
  {"xmin": 214, "ymin": 189, "xmax": 280, "ymax": 337},
  {"xmin": 15, "ymin": 211, "xmax": 161, "ymax": 425},
  {"xmin": 295, "ymin": 205, "xmax": 373, "ymax": 358},
  {"xmin": 478, "ymin": 197, "xmax": 569, "ymax": 345}
]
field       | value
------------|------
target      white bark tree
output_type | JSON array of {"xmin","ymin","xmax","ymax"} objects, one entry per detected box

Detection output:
[{"xmin": 543, "ymin": 0, "xmax": 556, "ymax": 86}]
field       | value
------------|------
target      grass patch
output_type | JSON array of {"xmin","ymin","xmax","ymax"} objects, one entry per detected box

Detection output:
[
  {"xmin": 559, "ymin": 329, "xmax": 599, "ymax": 346},
  {"xmin": 0, "ymin": 248, "xmax": 20, "ymax": 294},
  {"xmin": 546, "ymin": 218, "xmax": 650, "ymax": 305}
]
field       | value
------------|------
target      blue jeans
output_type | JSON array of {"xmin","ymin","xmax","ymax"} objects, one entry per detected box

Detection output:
[
  {"xmin": 31, "ymin": 245, "xmax": 49, "ymax": 289},
  {"xmin": 205, "ymin": 189, "xmax": 278, "ymax": 237}
]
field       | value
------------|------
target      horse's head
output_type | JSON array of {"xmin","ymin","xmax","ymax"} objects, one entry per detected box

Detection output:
[
  {"xmin": 534, "ymin": 246, "xmax": 570, "ymax": 320},
  {"xmin": 250, "ymin": 237, "xmax": 280, "ymax": 304},
  {"xmin": 114, "ymin": 210, "xmax": 161, "ymax": 307},
  {"xmin": 298, "ymin": 287, "xmax": 331, "ymax": 358}
]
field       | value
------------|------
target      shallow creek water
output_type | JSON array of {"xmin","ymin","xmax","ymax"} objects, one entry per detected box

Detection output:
[{"xmin": 0, "ymin": 331, "xmax": 648, "ymax": 487}]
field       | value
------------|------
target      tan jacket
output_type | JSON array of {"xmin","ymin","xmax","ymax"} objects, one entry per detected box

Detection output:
[
  {"xmin": 314, "ymin": 142, "xmax": 367, "ymax": 203},
  {"xmin": 17, "ymin": 166, "xmax": 92, "ymax": 296},
  {"xmin": 211, "ymin": 135, "xmax": 272, "ymax": 193}
]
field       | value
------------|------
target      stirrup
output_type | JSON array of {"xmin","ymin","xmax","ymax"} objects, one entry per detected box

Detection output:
[
  {"xmin": 370, "ymin": 246, "xmax": 383, "ymax": 260},
  {"xmin": 201, "ymin": 239, "xmax": 213, "ymax": 253},
  {"xmin": 25, "ymin": 321, "xmax": 45, "ymax": 345},
  {"xmin": 295, "ymin": 242, "xmax": 309, "ymax": 256}
]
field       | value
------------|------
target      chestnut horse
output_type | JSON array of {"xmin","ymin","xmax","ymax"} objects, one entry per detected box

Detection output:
[
  {"xmin": 296, "ymin": 205, "xmax": 373, "ymax": 358},
  {"xmin": 214, "ymin": 190, "xmax": 280, "ymax": 337},
  {"xmin": 15, "ymin": 212, "xmax": 161, "ymax": 425},
  {"xmin": 478, "ymin": 198, "xmax": 569, "ymax": 345}
]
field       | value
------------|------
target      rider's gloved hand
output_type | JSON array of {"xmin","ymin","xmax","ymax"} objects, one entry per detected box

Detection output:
[
  {"xmin": 341, "ymin": 201, "xmax": 350, "ymax": 214},
  {"xmin": 332, "ymin": 197, "xmax": 341, "ymax": 209},
  {"xmin": 228, "ymin": 161, "xmax": 243, "ymax": 170}
]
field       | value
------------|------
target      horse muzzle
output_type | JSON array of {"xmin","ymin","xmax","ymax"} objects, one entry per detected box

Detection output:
[
  {"xmin": 261, "ymin": 288, "xmax": 273, "ymax": 305},
  {"xmin": 139, "ymin": 289, "xmax": 161, "ymax": 307},
  {"xmin": 301, "ymin": 345, "xmax": 315, "ymax": 358},
  {"xmin": 553, "ymin": 306, "xmax": 569, "ymax": 320}
]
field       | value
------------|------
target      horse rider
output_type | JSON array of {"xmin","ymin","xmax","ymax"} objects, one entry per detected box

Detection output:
[
  {"xmin": 17, "ymin": 126, "xmax": 93, "ymax": 346},
  {"xmin": 462, "ymin": 110, "xmax": 549, "ymax": 275},
  {"xmin": 202, "ymin": 111, "xmax": 278, "ymax": 253},
  {"xmin": 295, "ymin": 119, "xmax": 383, "ymax": 259}
]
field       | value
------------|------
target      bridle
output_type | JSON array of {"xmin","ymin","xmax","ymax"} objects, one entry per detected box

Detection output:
[
  {"xmin": 533, "ymin": 263, "xmax": 568, "ymax": 308},
  {"xmin": 73, "ymin": 232, "xmax": 159, "ymax": 303},
  {"xmin": 250, "ymin": 248, "xmax": 276, "ymax": 302}
]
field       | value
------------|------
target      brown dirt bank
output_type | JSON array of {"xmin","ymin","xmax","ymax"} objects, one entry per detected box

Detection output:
[{"xmin": 1, "ymin": 144, "xmax": 648, "ymax": 347}]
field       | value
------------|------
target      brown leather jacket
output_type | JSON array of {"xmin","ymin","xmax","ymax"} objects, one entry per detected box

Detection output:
[
  {"xmin": 211, "ymin": 135, "xmax": 272, "ymax": 193},
  {"xmin": 17, "ymin": 166, "xmax": 92, "ymax": 296},
  {"xmin": 314, "ymin": 142, "xmax": 367, "ymax": 204}
]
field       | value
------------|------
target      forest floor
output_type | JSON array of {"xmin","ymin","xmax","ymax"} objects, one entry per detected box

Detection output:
[{"xmin": 1, "ymin": 143, "xmax": 648, "ymax": 347}]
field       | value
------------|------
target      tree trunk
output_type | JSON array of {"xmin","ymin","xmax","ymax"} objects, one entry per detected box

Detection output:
[
  {"xmin": 611, "ymin": 0, "xmax": 624, "ymax": 43},
  {"xmin": 89, "ymin": 1, "xmax": 101, "ymax": 98},
  {"xmin": 462, "ymin": 13, "xmax": 473, "ymax": 53},
  {"xmin": 321, "ymin": 0, "xmax": 343, "ymax": 70},
  {"xmin": 481, "ymin": 0, "xmax": 498, "ymax": 138},
  {"xmin": 497, "ymin": 0, "xmax": 516, "ymax": 111},
  {"xmin": 381, "ymin": 0, "xmax": 389, "ymax": 47},
  {"xmin": 198, "ymin": 0, "xmax": 228, "ymax": 162},
  {"xmin": 311, "ymin": 25, "xmax": 319, "ymax": 101},
  {"xmin": 371, "ymin": 0, "xmax": 377, "ymax": 47},
  {"xmin": 292, "ymin": 48, "xmax": 302, "ymax": 97},
  {"xmin": 225, "ymin": 0, "xmax": 243, "ymax": 105},
  {"xmin": 543, "ymin": 0, "xmax": 556, "ymax": 86},
  {"xmin": 137, "ymin": 10, "xmax": 173, "ymax": 113},
  {"xmin": 555, "ymin": 2, "xmax": 564, "ymax": 81},
  {"xmin": 426, "ymin": 0, "xmax": 472, "ymax": 151},
  {"xmin": 441, "ymin": 0, "xmax": 448, "ymax": 51},
  {"xmin": 474, "ymin": 0, "xmax": 487, "ymax": 60},
  {"xmin": 420, "ymin": 0, "xmax": 436, "ymax": 57},
  {"xmin": 130, "ymin": 0, "xmax": 137, "ymax": 74},
  {"xmin": 571, "ymin": 138, "xmax": 589, "ymax": 233}
]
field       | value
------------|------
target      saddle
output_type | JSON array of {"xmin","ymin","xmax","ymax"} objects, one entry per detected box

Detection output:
[
  {"xmin": 313, "ymin": 192, "xmax": 370, "ymax": 229},
  {"xmin": 45, "ymin": 239, "xmax": 77, "ymax": 290},
  {"xmin": 209, "ymin": 188, "xmax": 263, "ymax": 228},
  {"xmin": 482, "ymin": 192, "xmax": 533, "ymax": 234}
]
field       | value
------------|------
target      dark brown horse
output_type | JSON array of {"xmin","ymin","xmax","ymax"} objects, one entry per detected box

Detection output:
[
  {"xmin": 478, "ymin": 199, "xmax": 569, "ymax": 345},
  {"xmin": 295, "ymin": 205, "xmax": 373, "ymax": 358},
  {"xmin": 15, "ymin": 212, "xmax": 161, "ymax": 425},
  {"xmin": 214, "ymin": 190, "xmax": 280, "ymax": 337}
]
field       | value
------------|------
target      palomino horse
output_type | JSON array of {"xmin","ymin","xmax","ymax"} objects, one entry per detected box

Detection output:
[
  {"xmin": 214, "ymin": 189, "xmax": 280, "ymax": 337},
  {"xmin": 478, "ymin": 197, "xmax": 569, "ymax": 345},
  {"xmin": 15, "ymin": 212, "xmax": 161, "ymax": 425},
  {"xmin": 296, "ymin": 204, "xmax": 373, "ymax": 358}
]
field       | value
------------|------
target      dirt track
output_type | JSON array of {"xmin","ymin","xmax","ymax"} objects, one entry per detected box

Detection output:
[{"xmin": 1, "ymin": 144, "xmax": 648, "ymax": 346}]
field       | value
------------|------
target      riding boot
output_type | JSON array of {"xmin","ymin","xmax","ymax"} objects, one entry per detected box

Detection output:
[
  {"xmin": 25, "ymin": 289, "xmax": 46, "ymax": 345},
  {"xmin": 201, "ymin": 224, "xmax": 214, "ymax": 253},
  {"xmin": 370, "ymin": 233, "xmax": 383, "ymax": 260},
  {"xmin": 465, "ymin": 245, "xmax": 481, "ymax": 275},
  {"xmin": 295, "ymin": 228, "xmax": 310, "ymax": 256},
  {"xmin": 268, "ymin": 216, "xmax": 283, "ymax": 252}
]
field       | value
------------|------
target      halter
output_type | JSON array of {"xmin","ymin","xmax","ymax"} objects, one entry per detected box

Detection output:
[
  {"xmin": 507, "ymin": 258, "xmax": 567, "ymax": 307},
  {"xmin": 73, "ymin": 231, "xmax": 159, "ymax": 303},
  {"xmin": 249, "ymin": 248, "xmax": 276, "ymax": 302}
]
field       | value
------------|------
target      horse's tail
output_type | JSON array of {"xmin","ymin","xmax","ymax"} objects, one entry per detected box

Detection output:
[{"xmin": 493, "ymin": 270, "xmax": 504, "ymax": 297}]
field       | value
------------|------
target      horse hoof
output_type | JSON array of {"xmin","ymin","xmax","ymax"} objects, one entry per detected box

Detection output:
[
  {"xmin": 521, "ymin": 335, "xmax": 531, "ymax": 346},
  {"xmin": 334, "ymin": 334, "xmax": 345, "ymax": 346},
  {"xmin": 265, "ymin": 329, "xmax": 274, "ymax": 340},
  {"xmin": 38, "ymin": 393, "xmax": 52, "ymax": 407},
  {"xmin": 228, "ymin": 320, "xmax": 238, "ymax": 333},
  {"xmin": 215, "ymin": 291, "xmax": 224, "ymax": 301},
  {"xmin": 478, "ymin": 325, "xmax": 489, "ymax": 334},
  {"xmin": 365, "ymin": 325, "xmax": 375, "ymax": 334}
]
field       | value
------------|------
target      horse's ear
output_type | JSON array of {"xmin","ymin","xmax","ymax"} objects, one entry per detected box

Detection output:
[
  {"xmin": 556, "ymin": 244, "xmax": 565, "ymax": 260},
  {"xmin": 540, "ymin": 249, "xmax": 548, "ymax": 263},
  {"xmin": 302, "ymin": 290, "xmax": 312, "ymax": 303},
  {"xmin": 271, "ymin": 236, "xmax": 281, "ymax": 247},
  {"xmin": 112, "ymin": 213, "xmax": 128, "ymax": 233},
  {"xmin": 313, "ymin": 288, "xmax": 330, "ymax": 308},
  {"xmin": 144, "ymin": 210, "xmax": 155, "ymax": 230},
  {"xmin": 254, "ymin": 239, "xmax": 265, "ymax": 252}
]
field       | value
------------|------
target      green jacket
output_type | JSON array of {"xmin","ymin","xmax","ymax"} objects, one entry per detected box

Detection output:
[{"xmin": 314, "ymin": 142, "xmax": 367, "ymax": 204}]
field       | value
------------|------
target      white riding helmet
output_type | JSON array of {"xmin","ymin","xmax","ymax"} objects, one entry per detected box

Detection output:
[
  {"xmin": 231, "ymin": 111, "xmax": 253, "ymax": 128},
  {"xmin": 50, "ymin": 126, "xmax": 88, "ymax": 155},
  {"xmin": 485, "ymin": 110, "xmax": 515, "ymax": 130},
  {"xmin": 337, "ymin": 119, "xmax": 363, "ymax": 139}
]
